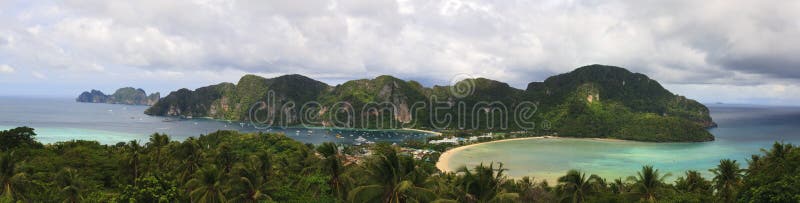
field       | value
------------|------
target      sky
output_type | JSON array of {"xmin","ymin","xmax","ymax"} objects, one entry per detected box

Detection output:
[{"xmin": 0, "ymin": 0, "xmax": 799, "ymax": 105}]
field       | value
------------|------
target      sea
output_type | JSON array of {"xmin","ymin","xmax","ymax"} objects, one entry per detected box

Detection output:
[{"xmin": 0, "ymin": 97, "xmax": 432, "ymax": 145}]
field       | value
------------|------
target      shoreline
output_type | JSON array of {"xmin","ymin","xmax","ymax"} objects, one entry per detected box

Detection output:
[
  {"xmin": 435, "ymin": 136, "xmax": 628, "ymax": 173},
  {"xmin": 153, "ymin": 116, "xmax": 443, "ymax": 136},
  {"xmin": 401, "ymin": 128, "xmax": 442, "ymax": 136}
]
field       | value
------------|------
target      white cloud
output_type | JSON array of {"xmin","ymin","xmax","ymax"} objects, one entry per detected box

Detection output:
[
  {"xmin": 0, "ymin": 64, "xmax": 14, "ymax": 73},
  {"xmin": 0, "ymin": 0, "xmax": 798, "ymax": 104},
  {"xmin": 31, "ymin": 71, "xmax": 46, "ymax": 79}
]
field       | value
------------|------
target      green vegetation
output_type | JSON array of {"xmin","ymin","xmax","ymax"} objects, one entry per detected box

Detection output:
[
  {"xmin": 145, "ymin": 82, "xmax": 236, "ymax": 118},
  {"xmin": 145, "ymin": 74, "xmax": 328, "ymax": 122},
  {"xmin": 530, "ymin": 65, "xmax": 714, "ymax": 142},
  {"xmin": 145, "ymin": 65, "xmax": 714, "ymax": 142},
  {"xmin": 77, "ymin": 87, "xmax": 160, "ymax": 105},
  {"xmin": 0, "ymin": 126, "xmax": 797, "ymax": 202}
]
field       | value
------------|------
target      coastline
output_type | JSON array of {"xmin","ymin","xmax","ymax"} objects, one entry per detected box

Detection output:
[
  {"xmin": 151, "ymin": 116, "xmax": 443, "ymax": 136},
  {"xmin": 401, "ymin": 128, "xmax": 442, "ymax": 136},
  {"xmin": 435, "ymin": 136, "xmax": 628, "ymax": 173}
]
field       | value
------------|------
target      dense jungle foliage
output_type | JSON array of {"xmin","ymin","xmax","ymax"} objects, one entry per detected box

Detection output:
[{"xmin": 0, "ymin": 126, "xmax": 796, "ymax": 202}]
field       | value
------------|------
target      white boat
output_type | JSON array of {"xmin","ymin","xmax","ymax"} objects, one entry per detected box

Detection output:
[{"xmin": 355, "ymin": 136, "xmax": 367, "ymax": 142}]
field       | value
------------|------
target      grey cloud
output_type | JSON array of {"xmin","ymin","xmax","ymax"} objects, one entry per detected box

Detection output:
[
  {"xmin": 1, "ymin": 0, "xmax": 799, "ymax": 102},
  {"xmin": 720, "ymin": 56, "xmax": 800, "ymax": 79}
]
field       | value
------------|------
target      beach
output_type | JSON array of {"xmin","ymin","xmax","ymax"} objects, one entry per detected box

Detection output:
[
  {"xmin": 436, "ymin": 136, "xmax": 549, "ymax": 172},
  {"xmin": 435, "ymin": 136, "xmax": 628, "ymax": 173}
]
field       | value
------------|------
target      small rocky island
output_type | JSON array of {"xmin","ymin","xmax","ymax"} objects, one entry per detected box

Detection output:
[{"xmin": 77, "ymin": 87, "xmax": 160, "ymax": 106}]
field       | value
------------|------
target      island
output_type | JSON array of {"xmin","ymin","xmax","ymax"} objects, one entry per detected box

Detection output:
[
  {"xmin": 145, "ymin": 65, "xmax": 715, "ymax": 142},
  {"xmin": 77, "ymin": 87, "xmax": 160, "ymax": 106}
]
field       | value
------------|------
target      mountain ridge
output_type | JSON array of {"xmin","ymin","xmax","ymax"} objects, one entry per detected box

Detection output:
[{"xmin": 145, "ymin": 65, "xmax": 715, "ymax": 142}]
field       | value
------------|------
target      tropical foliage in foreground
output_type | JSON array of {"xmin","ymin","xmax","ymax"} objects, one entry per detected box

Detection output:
[{"xmin": 0, "ymin": 126, "xmax": 797, "ymax": 202}]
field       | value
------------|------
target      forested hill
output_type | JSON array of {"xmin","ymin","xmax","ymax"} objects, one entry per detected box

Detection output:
[
  {"xmin": 525, "ymin": 65, "xmax": 715, "ymax": 141},
  {"xmin": 145, "ymin": 65, "xmax": 715, "ymax": 142}
]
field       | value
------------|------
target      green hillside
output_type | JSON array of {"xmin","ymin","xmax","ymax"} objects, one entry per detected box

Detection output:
[{"xmin": 145, "ymin": 65, "xmax": 715, "ymax": 142}]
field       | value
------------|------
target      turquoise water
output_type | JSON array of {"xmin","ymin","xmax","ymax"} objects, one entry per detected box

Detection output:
[
  {"xmin": 4, "ymin": 96, "xmax": 799, "ymax": 182},
  {"xmin": 0, "ymin": 97, "xmax": 432, "ymax": 144},
  {"xmin": 444, "ymin": 104, "xmax": 800, "ymax": 182}
]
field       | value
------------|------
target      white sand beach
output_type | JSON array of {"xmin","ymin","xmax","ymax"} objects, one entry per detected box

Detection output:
[{"xmin": 435, "ymin": 136, "xmax": 628, "ymax": 172}]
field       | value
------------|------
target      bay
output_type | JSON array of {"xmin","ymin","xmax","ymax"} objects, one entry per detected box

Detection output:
[
  {"xmin": 0, "ymin": 96, "xmax": 432, "ymax": 145},
  {"xmin": 442, "ymin": 104, "xmax": 800, "ymax": 182}
]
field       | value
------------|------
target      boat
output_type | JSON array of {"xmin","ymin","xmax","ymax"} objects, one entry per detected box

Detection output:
[
  {"xmin": 355, "ymin": 136, "xmax": 367, "ymax": 142},
  {"xmin": 336, "ymin": 134, "xmax": 343, "ymax": 139}
]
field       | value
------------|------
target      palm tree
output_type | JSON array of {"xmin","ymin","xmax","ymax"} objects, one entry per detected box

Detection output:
[
  {"xmin": 761, "ymin": 142, "xmax": 792, "ymax": 160},
  {"xmin": 675, "ymin": 170, "xmax": 710, "ymax": 194},
  {"xmin": 753, "ymin": 142, "xmax": 794, "ymax": 175},
  {"xmin": 57, "ymin": 168, "xmax": 83, "ymax": 203},
  {"xmin": 628, "ymin": 165, "xmax": 669, "ymax": 202},
  {"xmin": 215, "ymin": 144, "xmax": 237, "ymax": 173},
  {"xmin": 228, "ymin": 159, "xmax": 272, "ymax": 202},
  {"xmin": 125, "ymin": 140, "xmax": 144, "ymax": 184},
  {"xmin": 173, "ymin": 137, "xmax": 203, "ymax": 201},
  {"xmin": 516, "ymin": 176, "xmax": 536, "ymax": 192},
  {"xmin": 187, "ymin": 166, "xmax": 227, "ymax": 203},
  {"xmin": 174, "ymin": 137, "xmax": 203, "ymax": 183},
  {"xmin": 0, "ymin": 152, "xmax": 31, "ymax": 202},
  {"xmin": 513, "ymin": 176, "xmax": 537, "ymax": 202},
  {"xmin": 456, "ymin": 162, "xmax": 519, "ymax": 202},
  {"xmin": 609, "ymin": 178, "xmax": 628, "ymax": 194},
  {"xmin": 710, "ymin": 159, "xmax": 745, "ymax": 202},
  {"xmin": 250, "ymin": 150, "xmax": 272, "ymax": 182},
  {"xmin": 556, "ymin": 170, "xmax": 602, "ymax": 203},
  {"xmin": 147, "ymin": 133, "xmax": 171, "ymax": 172},
  {"xmin": 317, "ymin": 142, "xmax": 346, "ymax": 198},
  {"xmin": 347, "ymin": 147, "xmax": 436, "ymax": 203},
  {"xmin": 424, "ymin": 172, "xmax": 459, "ymax": 201}
]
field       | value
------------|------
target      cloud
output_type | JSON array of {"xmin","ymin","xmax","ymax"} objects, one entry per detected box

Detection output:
[
  {"xmin": 0, "ymin": 0, "xmax": 798, "ymax": 104},
  {"xmin": 31, "ymin": 71, "xmax": 46, "ymax": 79},
  {"xmin": 0, "ymin": 64, "xmax": 14, "ymax": 73}
]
